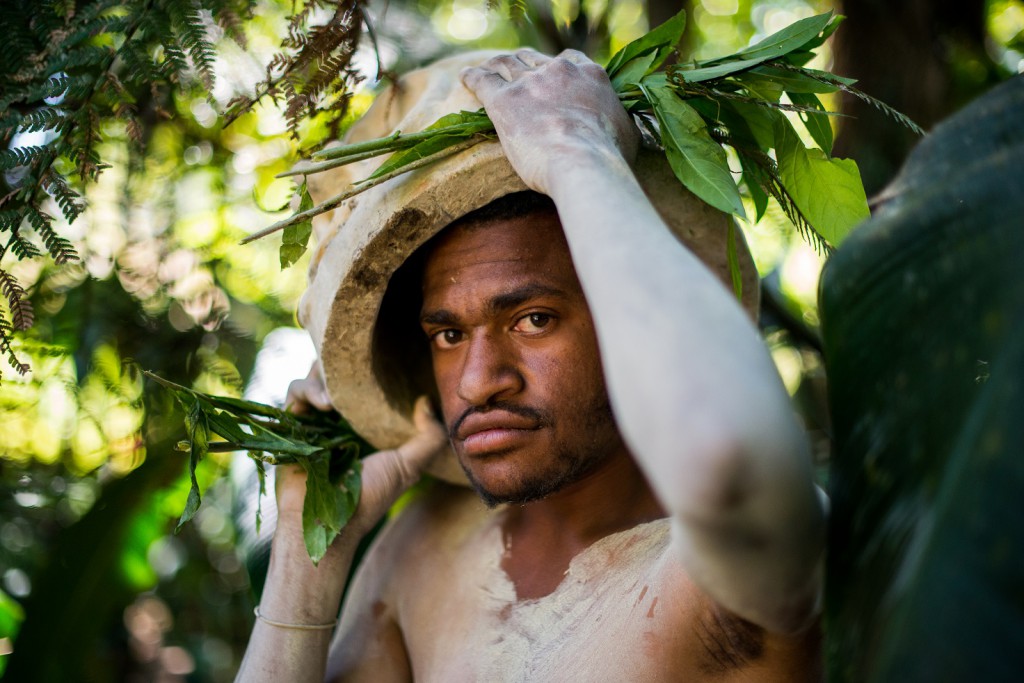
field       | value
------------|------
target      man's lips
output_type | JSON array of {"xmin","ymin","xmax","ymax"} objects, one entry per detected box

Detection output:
[{"xmin": 454, "ymin": 411, "xmax": 541, "ymax": 455}]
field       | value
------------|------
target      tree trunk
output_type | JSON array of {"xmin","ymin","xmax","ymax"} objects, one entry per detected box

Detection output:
[{"xmin": 832, "ymin": 0, "xmax": 1001, "ymax": 195}]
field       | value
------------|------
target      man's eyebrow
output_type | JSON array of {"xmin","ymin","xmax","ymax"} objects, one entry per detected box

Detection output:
[
  {"xmin": 420, "ymin": 309, "xmax": 459, "ymax": 327},
  {"xmin": 420, "ymin": 284, "xmax": 568, "ymax": 326},
  {"xmin": 486, "ymin": 284, "xmax": 567, "ymax": 315}
]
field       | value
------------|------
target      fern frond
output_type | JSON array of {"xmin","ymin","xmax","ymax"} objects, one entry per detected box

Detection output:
[
  {"xmin": 63, "ymin": 12, "xmax": 131, "ymax": 48},
  {"xmin": 0, "ymin": 145, "xmax": 54, "ymax": 171},
  {"xmin": 50, "ymin": 44, "xmax": 116, "ymax": 71},
  {"xmin": 0, "ymin": 268, "xmax": 35, "ymax": 331},
  {"xmin": 167, "ymin": 0, "xmax": 217, "ymax": 90},
  {"xmin": 25, "ymin": 205, "xmax": 78, "ymax": 264},
  {"xmin": 0, "ymin": 308, "xmax": 32, "ymax": 377},
  {"xmin": 5, "ymin": 227, "xmax": 44, "ymax": 260},
  {"xmin": 15, "ymin": 107, "xmax": 71, "ymax": 135},
  {"xmin": 0, "ymin": 5, "xmax": 38, "ymax": 75},
  {"xmin": 214, "ymin": 6, "xmax": 248, "ymax": 49},
  {"xmin": 771, "ymin": 61, "xmax": 925, "ymax": 136},
  {"xmin": 1, "ymin": 75, "xmax": 72, "ymax": 109},
  {"xmin": 42, "ymin": 170, "xmax": 85, "ymax": 224},
  {"xmin": 737, "ymin": 146, "xmax": 831, "ymax": 255}
]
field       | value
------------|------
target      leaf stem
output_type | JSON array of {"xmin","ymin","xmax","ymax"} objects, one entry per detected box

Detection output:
[{"xmin": 241, "ymin": 135, "xmax": 485, "ymax": 245}]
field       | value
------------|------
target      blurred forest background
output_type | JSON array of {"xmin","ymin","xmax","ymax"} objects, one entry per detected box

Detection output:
[{"xmin": 0, "ymin": 0, "xmax": 1021, "ymax": 680}]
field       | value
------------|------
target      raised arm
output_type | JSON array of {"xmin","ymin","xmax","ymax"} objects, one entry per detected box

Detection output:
[
  {"xmin": 462, "ymin": 50, "xmax": 825, "ymax": 634},
  {"xmin": 235, "ymin": 383, "xmax": 445, "ymax": 682}
]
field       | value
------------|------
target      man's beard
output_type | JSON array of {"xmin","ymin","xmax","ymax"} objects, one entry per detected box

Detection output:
[{"xmin": 452, "ymin": 397, "xmax": 619, "ymax": 508}]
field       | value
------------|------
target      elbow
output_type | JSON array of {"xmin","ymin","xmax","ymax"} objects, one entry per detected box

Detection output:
[{"xmin": 668, "ymin": 432, "xmax": 756, "ymax": 523}]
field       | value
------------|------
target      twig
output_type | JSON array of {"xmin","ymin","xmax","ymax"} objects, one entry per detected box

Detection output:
[{"xmin": 240, "ymin": 135, "xmax": 485, "ymax": 245}]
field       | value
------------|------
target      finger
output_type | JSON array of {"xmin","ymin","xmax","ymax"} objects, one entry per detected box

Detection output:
[
  {"xmin": 398, "ymin": 396, "xmax": 448, "ymax": 469},
  {"xmin": 515, "ymin": 48, "xmax": 550, "ymax": 68},
  {"xmin": 359, "ymin": 397, "xmax": 448, "ymax": 513},
  {"xmin": 487, "ymin": 53, "xmax": 534, "ymax": 80},
  {"xmin": 285, "ymin": 377, "xmax": 333, "ymax": 414},
  {"xmin": 461, "ymin": 65, "xmax": 508, "ymax": 95},
  {"xmin": 558, "ymin": 48, "xmax": 590, "ymax": 65}
]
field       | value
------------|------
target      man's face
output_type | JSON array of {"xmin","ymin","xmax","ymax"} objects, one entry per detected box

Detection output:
[{"xmin": 420, "ymin": 210, "xmax": 626, "ymax": 506}]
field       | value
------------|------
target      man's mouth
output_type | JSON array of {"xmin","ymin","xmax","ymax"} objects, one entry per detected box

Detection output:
[{"xmin": 453, "ymin": 410, "xmax": 542, "ymax": 456}]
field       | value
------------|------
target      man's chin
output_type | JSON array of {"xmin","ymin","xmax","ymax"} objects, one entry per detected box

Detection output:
[{"xmin": 458, "ymin": 452, "xmax": 602, "ymax": 508}]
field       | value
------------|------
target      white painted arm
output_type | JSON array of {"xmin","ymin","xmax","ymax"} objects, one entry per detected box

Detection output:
[
  {"xmin": 462, "ymin": 50, "xmax": 825, "ymax": 634},
  {"xmin": 235, "ymin": 396, "xmax": 445, "ymax": 681}
]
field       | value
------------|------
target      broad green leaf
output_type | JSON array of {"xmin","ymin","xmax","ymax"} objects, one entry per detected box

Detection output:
[
  {"xmin": 176, "ymin": 402, "xmax": 207, "ymax": 533},
  {"xmin": 743, "ymin": 66, "xmax": 841, "ymax": 94},
  {"xmin": 739, "ymin": 156, "xmax": 770, "ymax": 221},
  {"xmin": 610, "ymin": 51, "xmax": 657, "ymax": 92},
  {"xmin": 787, "ymin": 91, "xmax": 834, "ymax": 153},
  {"xmin": 422, "ymin": 111, "xmax": 486, "ymax": 130},
  {"xmin": 640, "ymin": 81, "xmax": 745, "ymax": 218},
  {"xmin": 606, "ymin": 8, "xmax": 686, "ymax": 88},
  {"xmin": 794, "ymin": 13, "xmax": 845, "ymax": 55},
  {"xmin": 821, "ymin": 75, "xmax": 1024, "ymax": 681},
  {"xmin": 671, "ymin": 56, "xmax": 778, "ymax": 84},
  {"xmin": 367, "ymin": 132, "xmax": 477, "ymax": 180},
  {"xmin": 673, "ymin": 12, "xmax": 833, "ymax": 84},
  {"xmin": 299, "ymin": 453, "xmax": 342, "ymax": 565},
  {"xmin": 279, "ymin": 183, "xmax": 313, "ymax": 269},
  {"xmin": 731, "ymin": 12, "xmax": 833, "ymax": 63},
  {"xmin": 774, "ymin": 117, "xmax": 867, "ymax": 245},
  {"xmin": 337, "ymin": 458, "xmax": 362, "ymax": 528},
  {"xmin": 690, "ymin": 98, "xmax": 780, "ymax": 151}
]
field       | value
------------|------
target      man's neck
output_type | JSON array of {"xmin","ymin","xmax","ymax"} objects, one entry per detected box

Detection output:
[{"xmin": 499, "ymin": 449, "xmax": 665, "ymax": 600}]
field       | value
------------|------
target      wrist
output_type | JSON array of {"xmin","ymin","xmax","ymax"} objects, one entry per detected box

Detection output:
[
  {"xmin": 545, "ymin": 143, "xmax": 642, "ymax": 213},
  {"xmin": 259, "ymin": 522, "xmax": 357, "ymax": 623}
]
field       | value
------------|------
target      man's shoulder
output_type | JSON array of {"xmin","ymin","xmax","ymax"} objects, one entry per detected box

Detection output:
[{"xmin": 367, "ymin": 480, "xmax": 493, "ymax": 571}]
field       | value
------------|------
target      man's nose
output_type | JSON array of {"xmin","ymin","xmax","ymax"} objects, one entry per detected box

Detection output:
[{"xmin": 456, "ymin": 332, "xmax": 523, "ymax": 406}]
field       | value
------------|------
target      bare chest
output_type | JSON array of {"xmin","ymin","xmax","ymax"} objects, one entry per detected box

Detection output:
[{"xmin": 399, "ymin": 518, "xmax": 700, "ymax": 682}]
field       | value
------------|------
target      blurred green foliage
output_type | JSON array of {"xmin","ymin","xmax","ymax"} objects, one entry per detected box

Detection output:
[{"xmin": 0, "ymin": 0, "xmax": 1021, "ymax": 680}]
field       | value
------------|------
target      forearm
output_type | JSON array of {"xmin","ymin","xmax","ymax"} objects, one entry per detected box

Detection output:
[
  {"xmin": 235, "ymin": 527, "xmax": 357, "ymax": 682},
  {"xmin": 547, "ymin": 148, "xmax": 825, "ymax": 629},
  {"xmin": 461, "ymin": 48, "xmax": 824, "ymax": 629}
]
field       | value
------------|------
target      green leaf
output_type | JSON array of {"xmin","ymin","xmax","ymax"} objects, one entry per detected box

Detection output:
[
  {"xmin": 774, "ymin": 117, "xmax": 867, "ymax": 245},
  {"xmin": 605, "ymin": 8, "xmax": 687, "ymax": 90},
  {"xmin": 793, "ymin": 13, "xmax": 845, "ymax": 55},
  {"xmin": 299, "ymin": 453, "xmax": 348, "ymax": 565},
  {"xmin": 672, "ymin": 12, "xmax": 833, "ymax": 84},
  {"xmin": 787, "ymin": 91, "xmax": 834, "ymax": 153},
  {"xmin": 254, "ymin": 457, "xmax": 266, "ymax": 535},
  {"xmin": 640, "ymin": 81, "xmax": 746, "ymax": 218},
  {"xmin": 731, "ymin": 12, "xmax": 834, "ymax": 63},
  {"xmin": 367, "ymin": 133, "xmax": 473, "ymax": 180},
  {"xmin": 671, "ymin": 56, "xmax": 778, "ymax": 85},
  {"xmin": 726, "ymin": 222, "xmax": 742, "ymax": 301},
  {"xmin": 739, "ymin": 155, "xmax": 770, "ymax": 221},
  {"xmin": 743, "ymin": 65, "xmax": 842, "ymax": 94},
  {"xmin": 176, "ymin": 402, "xmax": 208, "ymax": 533},
  {"xmin": 279, "ymin": 183, "xmax": 314, "ymax": 269}
]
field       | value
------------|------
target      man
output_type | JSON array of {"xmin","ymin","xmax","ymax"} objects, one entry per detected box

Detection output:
[{"xmin": 237, "ymin": 49, "xmax": 825, "ymax": 681}]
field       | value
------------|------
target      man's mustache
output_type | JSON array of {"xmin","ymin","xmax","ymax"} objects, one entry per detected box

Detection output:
[{"xmin": 449, "ymin": 401, "xmax": 550, "ymax": 442}]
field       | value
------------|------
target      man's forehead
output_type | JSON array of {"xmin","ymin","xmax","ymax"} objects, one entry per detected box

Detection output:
[
  {"xmin": 419, "ymin": 212, "xmax": 583, "ymax": 306},
  {"xmin": 424, "ymin": 212, "xmax": 569, "ymax": 274}
]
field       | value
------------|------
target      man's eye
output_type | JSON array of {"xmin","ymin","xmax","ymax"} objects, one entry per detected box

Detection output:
[
  {"xmin": 514, "ymin": 313, "xmax": 553, "ymax": 333},
  {"xmin": 433, "ymin": 329, "xmax": 464, "ymax": 347}
]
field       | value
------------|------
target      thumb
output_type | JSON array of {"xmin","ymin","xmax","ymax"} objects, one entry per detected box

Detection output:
[{"xmin": 356, "ymin": 397, "xmax": 448, "ymax": 522}]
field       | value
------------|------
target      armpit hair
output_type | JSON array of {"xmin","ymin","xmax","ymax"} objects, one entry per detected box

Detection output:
[{"xmin": 695, "ymin": 602, "xmax": 765, "ymax": 675}]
